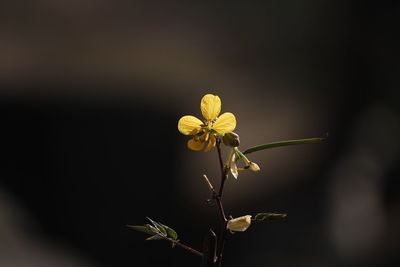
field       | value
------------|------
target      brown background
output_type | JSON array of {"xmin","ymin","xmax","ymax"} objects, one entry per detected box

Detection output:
[{"xmin": 1, "ymin": 1, "xmax": 400, "ymax": 266}]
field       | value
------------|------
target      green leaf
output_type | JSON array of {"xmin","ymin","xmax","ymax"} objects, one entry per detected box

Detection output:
[
  {"xmin": 154, "ymin": 222, "xmax": 167, "ymax": 235},
  {"xmin": 126, "ymin": 225, "xmax": 153, "ymax": 235},
  {"xmin": 146, "ymin": 217, "xmax": 166, "ymax": 235},
  {"xmin": 134, "ymin": 218, "xmax": 177, "ymax": 240},
  {"xmin": 161, "ymin": 224, "xmax": 178, "ymax": 240},
  {"xmin": 255, "ymin": 213, "xmax": 287, "ymax": 221},
  {"xmin": 243, "ymin": 137, "xmax": 325, "ymax": 155},
  {"xmin": 146, "ymin": 217, "xmax": 159, "ymax": 228},
  {"xmin": 145, "ymin": 224, "xmax": 159, "ymax": 234},
  {"xmin": 146, "ymin": 234, "xmax": 164, "ymax": 241}
]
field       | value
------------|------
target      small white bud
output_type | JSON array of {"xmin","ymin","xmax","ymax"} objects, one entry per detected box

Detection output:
[
  {"xmin": 230, "ymin": 152, "xmax": 238, "ymax": 179},
  {"xmin": 226, "ymin": 215, "xmax": 252, "ymax": 232},
  {"xmin": 230, "ymin": 162, "xmax": 238, "ymax": 179},
  {"xmin": 249, "ymin": 162, "xmax": 260, "ymax": 172}
]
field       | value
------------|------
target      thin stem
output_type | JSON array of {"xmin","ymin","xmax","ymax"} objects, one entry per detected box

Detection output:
[
  {"xmin": 215, "ymin": 195, "xmax": 227, "ymax": 222},
  {"xmin": 215, "ymin": 138, "xmax": 229, "ymax": 267},
  {"xmin": 154, "ymin": 232, "xmax": 203, "ymax": 257},
  {"xmin": 203, "ymin": 174, "xmax": 215, "ymax": 193},
  {"xmin": 216, "ymin": 138, "xmax": 225, "ymax": 174},
  {"xmin": 173, "ymin": 240, "xmax": 204, "ymax": 258},
  {"xmin": 215, "ymin": 139, "xmax": 228, "ymax": 222},
  {"xmin": 216, "ymin": 140, "xmax": 229, "ymax": 198}
]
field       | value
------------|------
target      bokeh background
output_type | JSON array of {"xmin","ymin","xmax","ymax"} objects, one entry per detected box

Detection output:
[{"xmin": 1, "ymin": 1, "xmax": 400, "ymax": 266}]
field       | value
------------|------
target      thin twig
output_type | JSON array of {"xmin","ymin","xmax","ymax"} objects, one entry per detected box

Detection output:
[
  {"xmin": 201, "ymin": 229, "xmax": 217, "ymax": 267},
  {"xmin": 215, "ymin": 195, "xmax": 227, "ymax": 222},
  {"xmin": 215, "ymin": 139, "xmax": 228, "ymax": 222},
  {"xmin": 216, "ymin": 140, "xmax": 229, "ymax": 199},
  {"xmin": 203, "ymin": 174, "xmax": 215, "ymax": 193},
  {"xmin": 215, "ymin": 138, "xmax": 229, "ymax": 267},
  {"xmin": 153, "ymin": 232, "xmax": 203, "ymax": 257},
  {"xmin": 173, "ymin": 240, "xmax": 203, "ymax": 258}
]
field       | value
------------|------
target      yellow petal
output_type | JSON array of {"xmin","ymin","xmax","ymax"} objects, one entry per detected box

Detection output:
[
  {"xmin": 198, "ymin": 132, "xmax": 210, "ymax": 142},
  {"xmin": 178, "ymin": 115, "xmax": 203, "ymax": 135},
  {"xmin": 204, "ymin": 134, "xmax": 216, "ymax": 152},
  {"xmin": 187, "ymin": 138, "xmax": 205, "ymax": 151},
  {"xmin": 212, "ymin": 112, "xmax": 236, "ymax": 134},
  {"xmin": 200, "ymin": 94, "xmax": 221, "ymax": 121}
]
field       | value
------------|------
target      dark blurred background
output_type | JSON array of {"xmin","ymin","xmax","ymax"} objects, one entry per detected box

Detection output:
[{"xmin": 1, "ymin": 1, "xmax": 400, "ymax": 266}]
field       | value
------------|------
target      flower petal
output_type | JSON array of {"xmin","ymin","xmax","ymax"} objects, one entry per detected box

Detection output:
[
  {"xmin": 201, "ymin": 94, "xmax": 221, "ymax": 121},
  {"xmin": 178, "ymin": 115, "xmax": 203, "ymax": 135},
  {"xmin": 198, "ymin": 132, "xmax": 210, "ymax": 142},
  {"xmin": 204, "ymin": 134, "xmax": 216, "ymax": 152},
  {"xmin": 212, "ymin": 112, "xmax": 236, "ymax": 134},
  {"xmin": 187, "ymin": 138, "xmax": 205, "ymax": 151}
]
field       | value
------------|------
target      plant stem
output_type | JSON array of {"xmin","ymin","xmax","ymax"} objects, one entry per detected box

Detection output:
[
  {"xmin": 215, "ymin": 139, "xmax": 229, "ymax": 267},
  {"xmin": 216, "ymin": 139, "xmax": 229, "ymax": 199},
  {"xmin": 214, "ymin": 195, "xmax": 227, "ymax": 223},
  {"xmin": 154, "ymin": 232, "xmax": 203, "ymax": 257},
  {"xmin": 173, "ymin": 240, "xmax": 204, "ymax": 258}
]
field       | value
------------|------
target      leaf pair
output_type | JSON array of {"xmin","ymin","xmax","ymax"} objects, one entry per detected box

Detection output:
[{"xmin": 127, "ymin": 217, "xmax": 178, "ymax": 242}]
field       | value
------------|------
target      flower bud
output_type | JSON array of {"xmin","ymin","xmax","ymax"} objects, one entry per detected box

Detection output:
[
  {"xmin": 230, "ymin": 161, "xmax": 238, "ymax": 179},
  {"xmin": 229, "ymin": 151, "xmax": 239, "ymax": 179},
  {"xmin": 226, "ymin": 215, "xmax": 252, "ymax": 232},
  {"xmin": 249, "ymin": 162, "xmax": 260, "ymax": 172},
  {"xmin": 222, "ymin": 132, "xmax": 240, "ymax": 147}
]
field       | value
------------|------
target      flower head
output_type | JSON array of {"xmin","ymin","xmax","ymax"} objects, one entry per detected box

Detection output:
[
  {"xmin": 178, "ymin": 94, "xmax": 236, "ymax": 151},
  {"xmin": 227, "ymin": 215, "xmax": 252, "ymax": 232}
]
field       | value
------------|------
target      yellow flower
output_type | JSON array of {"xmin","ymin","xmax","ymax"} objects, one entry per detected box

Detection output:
[
  {"xmin": 178, "ymin": 94, "xmax": 236, "ymax": 151},
  {"xmin": 226, "ymin": 215, "xmax": 252, "ymax": 232}
]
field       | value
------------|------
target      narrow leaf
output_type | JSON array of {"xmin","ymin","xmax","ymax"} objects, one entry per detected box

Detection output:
[
  {"xmin": 154, "ymin": 222, "xmax": 167, "ymax": 235},
  {"xmin": 145, "ymin": 224, "xmax": 159, "ymax": 234},
  {"xmin": 161, "ymin": 224, "xmax": 178, "ymax": 240},
  {"xmin": 126, "ymin": 225, "xmax": 153, "ymax": 235},
  {"xmin": 255, "ymin": 213, "xmax": 287, "ymax": 221},
  {"xmin": 146, "ymin": 217, "xmax": 159, "ymax": 228},
  {"xmin": 243, "ymin": 137, "xmax": 325, "ymax": 155},
  {"xmin": 146, "ymin": 217, "xmax": 166, "ymax": 234},
  {"xmin": 146, "ymin": 235, "xmax": 164, "ymax": 241}
]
